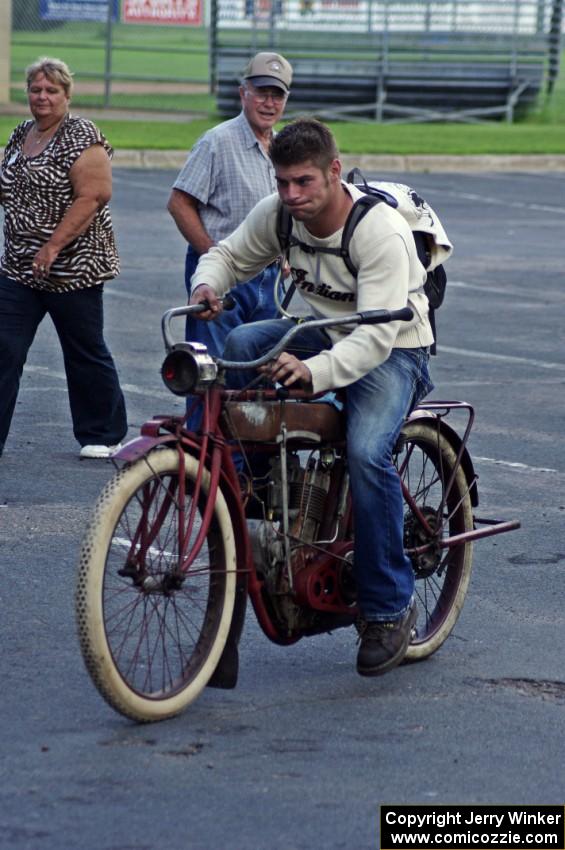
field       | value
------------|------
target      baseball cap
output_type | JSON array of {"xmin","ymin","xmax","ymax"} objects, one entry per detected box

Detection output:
[{"xmin": 242, "ymin": 52, "xmax": 292, "ymax": 93}]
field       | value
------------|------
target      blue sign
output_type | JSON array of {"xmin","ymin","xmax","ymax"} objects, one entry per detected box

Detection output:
[{"xmin": 40, "ymin": 0, "xmax": 118, "ymax": 22}]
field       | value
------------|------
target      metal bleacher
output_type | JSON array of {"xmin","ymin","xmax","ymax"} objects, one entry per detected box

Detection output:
[{"xmin": 212, "ymin": 0, "xmax": 557, "ymax": 123}]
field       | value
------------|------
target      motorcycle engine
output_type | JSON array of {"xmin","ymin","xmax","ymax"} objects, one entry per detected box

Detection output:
[
  {"xmin": 248, "ymin": 449, "xmax": 334, "ymax": 634},
  {"xmin": 268, "ymin": 452, "xmax": 332, "ymax": 543}
]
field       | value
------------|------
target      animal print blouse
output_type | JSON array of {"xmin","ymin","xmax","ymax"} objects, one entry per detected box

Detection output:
[{"xmin": 0, "ymin": 115, "xmax": 120, "ymax": 292}]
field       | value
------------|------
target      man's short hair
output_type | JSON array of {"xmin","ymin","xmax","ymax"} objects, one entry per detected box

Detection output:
[{"xmin": 269, "ymin": 118, "xmax": 339, "ymax": 171}]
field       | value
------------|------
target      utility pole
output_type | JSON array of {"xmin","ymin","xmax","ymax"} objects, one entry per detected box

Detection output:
[{"xmin": 0, "ymin": 0, "xmax": 12, "ymax": 104}]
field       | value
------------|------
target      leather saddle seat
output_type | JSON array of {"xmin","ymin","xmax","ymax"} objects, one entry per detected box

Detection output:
[{"xmin": 222, "ymin": 400, "xmax": 346, "ymax": 444}]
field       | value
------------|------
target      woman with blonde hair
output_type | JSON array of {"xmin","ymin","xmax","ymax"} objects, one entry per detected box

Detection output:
[{"xmin": 0, "ymin": 57, "xmax": 127, "ymax": 459}]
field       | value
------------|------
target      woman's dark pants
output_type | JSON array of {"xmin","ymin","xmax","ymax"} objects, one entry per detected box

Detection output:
[{"xmin": 0, "ymin": 275, "xmax": 127, "ymax": 454}]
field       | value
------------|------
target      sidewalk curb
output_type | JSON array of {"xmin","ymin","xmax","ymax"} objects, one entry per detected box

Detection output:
[{"xmin": 111, "ymin": 149, "xmax": 565, "ymax": 172}]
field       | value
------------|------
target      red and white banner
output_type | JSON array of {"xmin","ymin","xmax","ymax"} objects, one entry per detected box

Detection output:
[{"xmin": 122, "ymin": 0, "xmax": 202, "ymax": 25}]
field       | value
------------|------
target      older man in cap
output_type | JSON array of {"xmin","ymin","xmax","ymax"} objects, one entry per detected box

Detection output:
[{"xmin": 168, "ymin": 51, "xmax": 293, "ymax": 362}]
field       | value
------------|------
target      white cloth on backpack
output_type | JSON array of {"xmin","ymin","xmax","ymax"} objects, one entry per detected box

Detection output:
[{"xmin": 364, "ymin": 181, "xmax": 453, "ymax": 272}]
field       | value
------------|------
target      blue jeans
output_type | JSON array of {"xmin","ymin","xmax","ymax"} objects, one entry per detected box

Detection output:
[
  {"xmin": 223, "ymin": 318, "xmax": 434, "ymax": 622},
  {"xmin": 184, "ymin": 246, "xmax": 282, "ymax": 428},
  {"xmin": 0, "ymin": 275, "xmax": 127, "ymax": 454},
  {"xmin": 184, "ymin": 246, "xmax": 282, "ymax": 358}
]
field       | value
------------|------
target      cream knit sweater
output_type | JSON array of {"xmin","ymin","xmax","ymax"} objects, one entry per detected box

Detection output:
[{"xmin": 191, "ymin": 183, "xmax": 435, "ymax": 394}]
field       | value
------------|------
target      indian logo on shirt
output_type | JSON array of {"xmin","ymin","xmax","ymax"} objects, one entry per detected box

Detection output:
[{"xmin": 290, "ymin": 267, "xmax": 355, "ymax": 303}]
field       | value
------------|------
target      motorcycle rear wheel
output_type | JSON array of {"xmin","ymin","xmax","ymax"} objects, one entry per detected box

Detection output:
[
  {"xmin": 76, "ymin": 448, "xmax": 236, "ymax": 722},
  {"xmin": 397, "ymin": 421, "xmax": 474, "ymax": 662}
]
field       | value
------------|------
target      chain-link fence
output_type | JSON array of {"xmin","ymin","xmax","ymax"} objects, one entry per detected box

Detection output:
[
  {"xmin": 7, "ymin": 0, "xmax": 212, "ymax": 113},
  {"xmin": 3, "ymin": 0, "xmax": 564, "ymax": 117},
  {"xmin": 213, "ymin": 0, "xmax": 563, "ymax": 121}
]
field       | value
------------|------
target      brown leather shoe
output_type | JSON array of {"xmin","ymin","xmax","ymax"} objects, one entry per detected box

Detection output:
[{"xmin": 356, "ymin": 603, "xmax": 417, "ymax": 677}]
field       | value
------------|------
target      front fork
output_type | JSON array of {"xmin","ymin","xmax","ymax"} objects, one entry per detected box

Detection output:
[{"xmin": 174, "ymin": 391, "xmax": 234, "ymax": 576}]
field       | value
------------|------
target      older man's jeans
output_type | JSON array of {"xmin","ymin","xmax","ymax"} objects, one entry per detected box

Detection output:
[
  {"xmin": 223, "ymin": 318, "xmax": 434, "ymax": 622},
  {"xmin": 184, "ymin": 246, "xmax": 282, "ymax": 358},
  {"xmin": 184, "ymin": 246, "xmax": 282, "ymax": 429}
]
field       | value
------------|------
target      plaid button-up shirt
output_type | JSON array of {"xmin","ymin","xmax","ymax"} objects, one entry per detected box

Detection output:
[{"xmin": 173, "ymin": 111, "xmax": 277, "ymax": 244}]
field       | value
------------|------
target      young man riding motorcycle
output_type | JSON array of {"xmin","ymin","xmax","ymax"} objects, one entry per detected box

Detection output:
[{"xmin": 189, "ymin": 117, "xmax": 435, "ymax": 678}]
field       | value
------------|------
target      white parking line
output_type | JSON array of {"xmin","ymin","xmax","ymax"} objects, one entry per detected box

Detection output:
[
  {"xmin": 104, "ymin": 286, "xmax": 168, "ymax": 305},
  {"xmin": 24, "ymin": 365, "xmax": 175, "ymax": 400},
  {"xmin": 475, "ymin": 456, "xmax": 559, "ymax": 474},
  {"xmin": 448, "ymin": 279, "xmax": 565, "ymax": 303},
  {"xmin": 438, "ymin": 346, "xmax": 565, "ymax": 371},
  {"xmin": 415, "ymin": 185, "xmax": 565, "ymax": 215}
]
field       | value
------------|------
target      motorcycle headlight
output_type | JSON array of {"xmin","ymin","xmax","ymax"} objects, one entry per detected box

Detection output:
[{"xmin": 160, "ymin": 342, "xmax": 218, "ymax": 396}]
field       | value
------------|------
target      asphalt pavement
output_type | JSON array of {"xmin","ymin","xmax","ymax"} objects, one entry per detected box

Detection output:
[{"xmin": 1, "ymin": 169, "xmax": 565, "ymax": 850}]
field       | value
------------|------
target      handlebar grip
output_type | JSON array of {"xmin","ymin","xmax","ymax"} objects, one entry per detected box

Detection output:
[
  {"xmin": 199, "ymin": 294, "xmax": 235, "ymax": 312},
  {"xmin": 162, "ymin": 294, "xmax": 235, "ymax": 351},
  {"xmin": 358, "ymin": 307, "xmax": 414, "ymax": 325},
  {"xmin": 389, "ymin": 307, "xmax": 414, "ymax": 323}
]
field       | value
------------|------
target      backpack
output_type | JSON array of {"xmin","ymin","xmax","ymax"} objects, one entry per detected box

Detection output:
[{"xmin": 276, "ymin": 167, "xmax": 453, "ymax": 353}]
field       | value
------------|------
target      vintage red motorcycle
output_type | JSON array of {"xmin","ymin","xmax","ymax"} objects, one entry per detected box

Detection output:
[{"xmin": 75, "ymin": 303, "xmax": 519, "ymax": 722}]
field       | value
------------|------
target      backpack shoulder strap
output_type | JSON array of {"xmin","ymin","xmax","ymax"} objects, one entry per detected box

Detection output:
[
  {"xmin": 346, "ymin": 167, "xmax": 370, "ymax": 190},
  {"xmin": 276, "ymin": 201, "xmax": 294, "ymax": 256},
  {"xmin": 340, "ymin": 194, "xmax": 383, "ymax": 278},
  {"xmin": 276, "ymin": 201, "xmax": 303, "ymax": 313}
]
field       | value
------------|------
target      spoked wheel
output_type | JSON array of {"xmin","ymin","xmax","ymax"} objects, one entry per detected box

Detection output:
[
  {"xmin": 76, "ymin": 448, "xmax": 236, "ymax": 722},
  {"xmin": 395, "ymin": 420, "xmax": 474, "ymax": 661}
]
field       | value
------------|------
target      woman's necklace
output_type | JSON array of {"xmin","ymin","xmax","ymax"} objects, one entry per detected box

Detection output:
[
  {"xmin": 29, "ymin": 117, "xmax": 64, "ymax": 147},
  {"xmin": 30, "ymin": 127, "xmax": 47, "ymax": 147}
]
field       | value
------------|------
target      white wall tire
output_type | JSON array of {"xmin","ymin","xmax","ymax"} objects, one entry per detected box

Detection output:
[{"xmin": 76, "ymin": 448, "xmax": 236, "ymax": 722}]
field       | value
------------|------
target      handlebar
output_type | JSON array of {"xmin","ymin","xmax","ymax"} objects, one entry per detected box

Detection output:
[
  {"xmin": 162, "ymin": 301, "xmax": 413, "ymax": 362},
  {"xmin": 160, "ymin": 302, "xmax": 413, "ymax": 395},
  {"xmin": 161, "ymin": 295, "xmax": 236, "ymax": 352},
  {"xmin": 215, "ymin": 307, "xmax": 414, "ymax": 370}
]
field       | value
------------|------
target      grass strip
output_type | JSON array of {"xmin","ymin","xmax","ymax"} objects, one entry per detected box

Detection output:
[{"xmin": 1, "ymin": 114, "xmax": 565, "ymax": 155}]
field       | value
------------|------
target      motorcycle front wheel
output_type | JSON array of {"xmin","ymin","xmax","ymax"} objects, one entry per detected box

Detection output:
[{"xmin": 76, "ymin": 448, "xmax": 236, "ymax": 722}]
